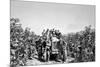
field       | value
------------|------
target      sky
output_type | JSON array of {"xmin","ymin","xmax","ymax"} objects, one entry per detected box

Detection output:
[{"xmin": 11, "ymin": 0, "xmax": 95, "ymax": 35}]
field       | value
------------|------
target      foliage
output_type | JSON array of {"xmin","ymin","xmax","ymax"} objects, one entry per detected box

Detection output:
[
  {"xmin": 62, "ymin": 25, "xmax": 95, "ymax": 62},
  {"xmin": 10, "ymin": 18, "xmax": 38, "ymax": 67},
  {"xmin": 10, "ymin": 18, "xmax": 95, "ymax": 66}
]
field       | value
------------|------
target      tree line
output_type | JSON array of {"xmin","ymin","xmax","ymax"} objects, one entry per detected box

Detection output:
[{"xmin": 10, "ymin": 18, "xmax": 95, "ymax": 67}]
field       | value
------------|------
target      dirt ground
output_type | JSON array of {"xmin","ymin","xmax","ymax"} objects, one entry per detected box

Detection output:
[{"xmin": 20, "ymin": 56, "xmax": 75, "ymax": 66}]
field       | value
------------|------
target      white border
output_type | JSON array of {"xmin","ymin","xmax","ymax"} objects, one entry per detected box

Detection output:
[{"xmin": 0, "ymin": 0, "xmax": 99, "ymax": 67}]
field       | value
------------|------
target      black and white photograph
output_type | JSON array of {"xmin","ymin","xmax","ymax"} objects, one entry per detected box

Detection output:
[{"xmin": 10, "ymin": 0, "xmax": 95, "ymax": 67}]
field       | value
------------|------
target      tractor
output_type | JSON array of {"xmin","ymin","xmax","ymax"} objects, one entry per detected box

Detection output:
[{"xmin": 36, "ymin": 29, "xmax": 67, "ymax": 62}]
